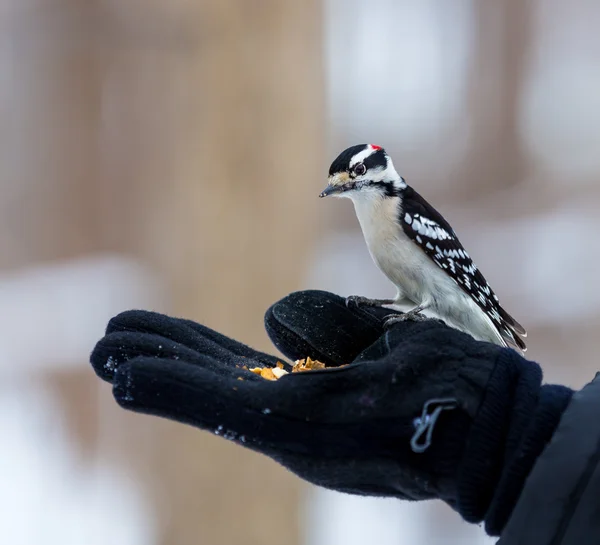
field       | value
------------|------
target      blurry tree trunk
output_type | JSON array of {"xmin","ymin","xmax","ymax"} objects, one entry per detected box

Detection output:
[
  {"xmin": 450, "ymin": 0, "xmax": 533, "ymax": 199},
  {"xmin": 108, "ymin": 3, "xmax": 324, "ymax": 545},
  {"xmin": 1, "ymin": 1, "xmax": 323, "ymax": 544}
]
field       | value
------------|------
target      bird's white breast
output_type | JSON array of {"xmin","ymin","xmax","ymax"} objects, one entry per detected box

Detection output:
[
  {"xmin": 350, "ymin": 193, "xmax": 504, "ymax": 345},
  {"xmin": 351, "ymin": 194, "xmax": 436, "ymax": 302}
]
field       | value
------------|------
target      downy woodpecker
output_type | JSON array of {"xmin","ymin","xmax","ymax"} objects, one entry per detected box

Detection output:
[{"xmin": 319, "ymin": 144, "xmax": 527, "ymax": 353}]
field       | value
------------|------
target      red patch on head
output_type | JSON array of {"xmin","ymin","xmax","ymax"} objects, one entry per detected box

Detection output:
[{"xmin": 370, "ymin": 144, "xmax": 382, "ymax": 151}]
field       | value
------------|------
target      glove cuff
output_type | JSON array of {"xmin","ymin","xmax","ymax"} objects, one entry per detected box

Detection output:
[
  {"xmin": 483, "ymin": 381, "xmax": 573, "ymax": 535},
  {"xmin": 455, "ymin": 348, "xmax": 574, "ymax": 536}
]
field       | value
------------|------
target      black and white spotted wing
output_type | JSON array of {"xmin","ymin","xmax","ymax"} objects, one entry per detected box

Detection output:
[{"xmin": 400, "ymin": 186, "xmax": 526, "ymax": 350}]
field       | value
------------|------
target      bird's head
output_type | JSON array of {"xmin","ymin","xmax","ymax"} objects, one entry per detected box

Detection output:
[{"xmin": 320, "ymin": 144, "xmax": 406, "ymax": 200}]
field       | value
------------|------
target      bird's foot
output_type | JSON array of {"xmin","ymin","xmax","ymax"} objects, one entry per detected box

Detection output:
[
  {"xmin": 345, "ymin": 295, "xmax": 395, "ymax": 309},
  {"xmin": 383, "ymin": 307, "xmax": 428, "ymax": 328}
]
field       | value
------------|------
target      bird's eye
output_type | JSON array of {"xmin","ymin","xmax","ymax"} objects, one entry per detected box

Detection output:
[{"xmin": 353, "ymin": 163, "xmax": 366, "ymax": 176}]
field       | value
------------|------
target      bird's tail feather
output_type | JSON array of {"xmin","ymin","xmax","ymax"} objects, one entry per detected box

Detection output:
[
  {"xmin": 500, "ymin": 326, "xmax": 527, "ymax": 353},
  {"xmin": 499, "ymin": 307, "xmax": 527, "ymax": 338}
]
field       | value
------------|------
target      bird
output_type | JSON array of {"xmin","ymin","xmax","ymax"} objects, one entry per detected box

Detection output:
[{"xmin": 319, "ymin": 143, "xmax": 527, "ymax": 353}]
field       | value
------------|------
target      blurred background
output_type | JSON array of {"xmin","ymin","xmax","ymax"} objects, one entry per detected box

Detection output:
[{"xmin": 1, "ymin": 0, "xmax": 599, "ymax": 543}]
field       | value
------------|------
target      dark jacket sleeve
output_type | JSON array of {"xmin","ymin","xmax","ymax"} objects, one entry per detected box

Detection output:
[{"xmin": 499, "ymin": 374, "xmax": 600, "ymax": 545}]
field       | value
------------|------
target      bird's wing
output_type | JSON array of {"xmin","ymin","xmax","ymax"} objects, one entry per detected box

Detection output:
[{"xmin": 400, "ymin": 186, "xmax": 526, "ymax": 350}]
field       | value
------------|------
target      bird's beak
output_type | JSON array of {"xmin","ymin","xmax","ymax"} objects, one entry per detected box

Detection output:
[
  {"xmin": 319, "ymin": 173, "xmax": 350, "ymax": 198},
  {"xmin": 319, "ymin": 185, "xmax": 341, "ymax": 198}
]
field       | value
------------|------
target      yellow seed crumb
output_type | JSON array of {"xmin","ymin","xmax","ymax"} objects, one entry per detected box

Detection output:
[
  {"xmin": 246, "ymin": 357, "xmax": 330, "ymax": 381},
  {"xmin": 292, "ymin": 357, "xmax": 326, "ymax": 373},
  {"xmin": 271, "ymin": 367, "xmax": 289, "ymax": 379}
]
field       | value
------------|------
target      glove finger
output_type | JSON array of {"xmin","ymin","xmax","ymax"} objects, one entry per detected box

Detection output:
[
  {"xmin": 91, "ymin": 331, "xmax": 269, "ymax": 383},
  {"xmin": 264, "ymin": 290, "xmax": 401, "ymax": 366},
  {"xmin": 112, "ymin": 357, "xmax": 320, "ymax": 454},
  {"xmin": 106, "ymin": 310, "xmax": 283, "ymax": 368},
  {"xmin": 111, "ymin": 356, "xmax": 409, "ymax": 458}
]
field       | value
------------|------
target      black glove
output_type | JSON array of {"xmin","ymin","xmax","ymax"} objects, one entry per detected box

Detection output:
[{"xmin": 90, "ymin": 290, "xmax": 573, "ymax": 536}]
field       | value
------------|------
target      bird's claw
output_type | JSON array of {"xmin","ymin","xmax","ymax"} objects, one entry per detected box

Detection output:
[
  {"xmin": 383, "ymin": 311, "xmax": 428, "ymax": 329},
  {"xmin": 345, "ymin": 295, "xmax": 369, "ymax": 308}
]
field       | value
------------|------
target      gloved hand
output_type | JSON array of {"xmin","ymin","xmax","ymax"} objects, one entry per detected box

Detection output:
[{"xmin": 90, "ymin": 290, "xmax": 572, "ymax": 536}]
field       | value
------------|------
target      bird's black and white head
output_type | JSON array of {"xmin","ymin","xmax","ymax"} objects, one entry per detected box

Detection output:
[{"xmin": 320, "ymin": 144, "xmax": 406, "ymax": 200}]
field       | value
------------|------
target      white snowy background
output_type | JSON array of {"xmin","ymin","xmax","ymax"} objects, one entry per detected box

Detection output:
[{"xmin": 1, "ymin": 1, "xmax": 600, "ymax": 544}]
